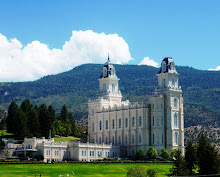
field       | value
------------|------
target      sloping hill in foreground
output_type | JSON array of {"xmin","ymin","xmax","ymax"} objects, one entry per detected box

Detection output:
[{"xmin": 0, "ymin": 64, "xmax": 220, "ymax": 128}]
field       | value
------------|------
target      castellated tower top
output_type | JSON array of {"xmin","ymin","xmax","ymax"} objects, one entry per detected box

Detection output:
[{"xmin": 158, "ymin": 57, "xmax": 178, "ymax": 74}]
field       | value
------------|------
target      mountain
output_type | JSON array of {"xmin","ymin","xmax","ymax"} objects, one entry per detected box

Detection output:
[{"xmin": 0, "ymin": 64, "xmax": 220, "ymax": 128}]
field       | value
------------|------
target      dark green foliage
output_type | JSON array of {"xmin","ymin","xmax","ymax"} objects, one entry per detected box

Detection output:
[
  {"xmin": 135, "ymin": 149, "xmax": 146, "ymax": 160},
  {"xmin": 48, "ymin": 105, "xmax": 56, "ymax": 122},
  {"xmin": 160, "ymin": 148, "xmax": 169, "ymax": 160},
  {"xmin": 0, "ymin": 139, "xmax": 5, "ymax": 148},
  {"xmin": 127, "ymin": 165, "xmax": 146, "ymax": 177},
  {"xmin": 38, "ymin": 104, "xmax": 54, "ymax": 138},
  {"xmin": 13, "ymin": 109, "xmax": 28, "ymax": 139},
  {"xmin": 29, "ymin": 108, "xmax": 40, "ymax": 137},
  {"xmin": 147, "ymin": 146, "xmax": 158, "ymax": 159},
  {"xmin": 34, "ymin": 155, "xmax": 44, "ymax": 161},
  {"xmin": 1, "ymin": 64, "xmax": 220, "ymax": 128},
  {"xmin": 6, "ymin": 101, "xmax": 18, "ymax": 133},
  {"xmin": 185, "ymin": 141, "xmax": 197, "ymax": 175},
  {"xmin": 168, "ymin": 150, "xmax": 189, "ymax": 176},
  {"xmin": 146, "ymin": 169, "xmax": 157, "ymax": 177},
  {"xmin": 197, "ymin": 134, "xmax": 220, "ymax": 175},
  {"xmin": 170, "ymin": 149, "xmax": 178, "ymax": 160}
]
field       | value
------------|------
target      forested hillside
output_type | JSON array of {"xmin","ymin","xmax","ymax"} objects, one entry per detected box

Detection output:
[{"xmin": 0, "ymin": 64, "xmax": 220, "ymax": 128}]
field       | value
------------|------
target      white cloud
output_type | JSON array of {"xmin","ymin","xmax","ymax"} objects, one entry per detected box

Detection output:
[
  {"xmin": 0, "ymin": 30, "xmax": 132, "ymax": 81},
  {"xmin": 208, "ymin": 66, "xmax": 220, "ymax": 71},
  {"xmin": 138, "ymin": 57, "xmax": 159, "ymax": 68}
]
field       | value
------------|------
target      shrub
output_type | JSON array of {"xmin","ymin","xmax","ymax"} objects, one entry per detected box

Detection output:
[
  {"xmin": 127, "ymin": 165, "xmax": 146, "ymax": 177},
  {"xmin": 135, "ymin": 149, "xmax": 146, "ymax": 160},
  {"xmin": 160, "ymin": 148, "xmax": 169, "ymax": 160},
  {"xmin": 146, "ymin": 168, "xmax": 157, "ymax": 177},
  {"xmin": 147, "ymin": 146, "xmax": 158, "ymax": 159}
]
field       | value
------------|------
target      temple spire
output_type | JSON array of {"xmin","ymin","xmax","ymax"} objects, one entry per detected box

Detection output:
[{"xmin": 107, "ymin": 53, "xmax": 110, "ymax": 62}]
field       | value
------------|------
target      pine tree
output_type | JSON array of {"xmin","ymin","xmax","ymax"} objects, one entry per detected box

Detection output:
[
  {"xmin": 48, "ymin": 105, "xmax": 56, "ymax": 122},
  {"xmin": 197, "ymin": 134, "xmax": 220, "ymax": 175},
  {"xmin": 29, "ymin": 108, "xmax": 40, "ymax": 137},
  {"xmin": 168, "ymin": 149, "xmax": 189, "ymax": 176},
  {"xmin": 13, "ymin": 109, "xmax": 28, "ymax": 139},
  {"xmin": 38, "ymin": 104, "xmax": 53, "ymax": 138},
  {"xmin": 60, "ymin": 105, "xmax": 69, "ymax": 122},
  {"xmin": 6, "ymin": 101, "xmax": 18, "ymax": 133},
  {"xmin": 185, "ymin": 140, "xmax": 197, "ymax": 175}
]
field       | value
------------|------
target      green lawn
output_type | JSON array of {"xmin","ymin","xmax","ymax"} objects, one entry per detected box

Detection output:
[
  {"xmin": 0, "ymin": 163, "xmax": 172, "ymax": 177},
  {"xmin": 53, "ymin": 136, "xmax": 80, "ymax": 142}
]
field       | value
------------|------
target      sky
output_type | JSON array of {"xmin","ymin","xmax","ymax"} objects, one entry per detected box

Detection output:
[{"xmin": 0, "ymin": 0, "xmax": 220, "ymax": 81}]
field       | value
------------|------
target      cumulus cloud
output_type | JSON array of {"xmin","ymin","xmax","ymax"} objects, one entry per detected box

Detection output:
[
  {"xmin": 0, "ymin": 30, "xmax": 132, "ymax": 81},
  {"xmin": 208, "ymin": 66, "xmax": 220, "ymax": 71},
  {"xmin": 138, "ymin": 57, "xmax": 159, "ymax": 68}
]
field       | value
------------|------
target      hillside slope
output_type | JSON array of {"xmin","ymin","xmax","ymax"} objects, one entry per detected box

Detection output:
[{"xmin": 0, "ymin": 64, "xmax": 220, "ymax": 128}]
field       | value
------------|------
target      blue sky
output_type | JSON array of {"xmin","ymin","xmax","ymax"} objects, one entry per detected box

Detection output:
[{"xmin": 0, "ymin": 0, "xmax": 220, "ymax": 81}]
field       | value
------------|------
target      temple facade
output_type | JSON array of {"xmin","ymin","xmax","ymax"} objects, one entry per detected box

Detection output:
[{"xmin": 88, "ymin": 57, "xmax": 184, "ymax": 158}]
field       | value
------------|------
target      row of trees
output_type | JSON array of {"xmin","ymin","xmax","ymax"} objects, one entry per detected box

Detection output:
[
  {"xmin": 6, "ymin": 99, "xmax": 81, "ymax": 139},
  {"xmin": 170, "ymin": 134, "xmax": 219, "ymax": 176}
]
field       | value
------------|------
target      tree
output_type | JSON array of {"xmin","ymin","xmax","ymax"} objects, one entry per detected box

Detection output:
[
  {"xmin": 127, "ymin": 165, "xmax": 146, "ymax": 177},
  {"xmin": 54, "ymin": 119, "xmax": 66, "ymax": 136},
  {"xmin": 147, "ymin": 146, "xmax": 158, "ymax": 159},
  {"xmin": 38, "ymin": 104, "xmax": 54, "ymax": 138},
  {"xmin": 6, "ymin": 101, "xmax": 18, "ymax": 133},
  {"xmin": 48, "ymin": 105, "xmax": 56, "ymax": 122},
  {"xmin": 185, "ymin": 140, "xmax": 197, "ymax": 175},
  {"xmin": 29, "ymin": 108, "xmax": 40, "ymax": 137},
  {"xmin": 160, "ymin": 148, "xmax": 169, "ymax": 160},
  {"xmin": 168, "ymin": 149, "xmax": 189, "ymax": 176},
  {"xmin": 13, "ymin": 109, "xmax": 28, "ymax": 139},
  {"xmin": 135, "ymin": 149, "xmax": 146, "ymax": 160},
  {"xmin": 60, "ymin": 105, "xmax": 69, "ymax": 122},
  {"xmin": 197, "ymin": 134, "xmax": 220, "ymax": 175}
]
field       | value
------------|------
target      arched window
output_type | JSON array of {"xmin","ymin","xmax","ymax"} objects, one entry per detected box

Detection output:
[
  {"xmin": 139, "ymin": 116, "xmax": 142, "ymax": 126},
  {"xmin": 112, "ymin": 83, "xmax": 115, "ymax": 92},
  {"xmin": 174, "ymin": 113, "xmax": 178, "ymax": 127},
  {"xmin": 152, "ymin": 134, "xmax": 155, "ymax": 144},
  {"xmin": 119, "ymin": 118, "xmax": 121, "ymax": 128},
  {"xmin": 92, "ymin": 122, "xmax": 94, "ymax": 132},
  {"xmin": 125, "ymin": 118, "xmax": 128, "ymax": 128},
  {"xmin": 175, "ymin": 132, "xmax": 178, "ymax": 144},
  {"xmin": 118, "ymin": 136, "xmax": 121, "ymax": 145},
  {"xmin": 105, "ymin": 137, "xmax": 108, "ymax": 144},
  {"xmin": 139, "ymin": 134, "xmax": 141, "ymax": 144},
  {"xmin": 174, "ymin": 98, "xmax": 177, "ymax": 108},
  {"xmin": 112, "ymin": 119, "xmax": 115, "ymax": 129},
  {"xmin": 99, "ymin": 120, "xmax": 102, "ymax": 130},
  {"xmin": 106, "ymin": 120, "xmax": 108, "ymax": 130},
  {"xmin": 103, "ymin": 83, "xmax": 106, "ymax": 92},
  {"xmin": 132, "ymin": 134, "xmax": 135, "ymax": 144},
  {"xmin": 112, "ymin": 136, "xmax": 115, "ymax": 145},
  {"xmin": 152, "ymin": 116, "xmax": 154, "ymax": 126},
  {"xmin": 99, "ymin": 137, "xmax": 102, "ymax": 144},
  {"xmin": 132, "ymin": 117, "xmax": 135, "ymax": 127},
  {"xmin": 125, "ymin": 135, "xmax": 128, "ymax": 144}
]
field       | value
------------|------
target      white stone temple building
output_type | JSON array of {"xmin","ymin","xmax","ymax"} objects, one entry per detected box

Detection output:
[{"xmin": 88, "ymin": 57, "xmax": 184, "ymax": 158}]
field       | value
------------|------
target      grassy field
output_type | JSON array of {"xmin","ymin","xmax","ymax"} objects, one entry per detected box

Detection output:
[
  {"xmin": 0, "ymin": 163, "xmax": 172, "ymax": 177},
  {"xmin": 53, "ymin": 136, "xmax": 80, "ymax": 142}
]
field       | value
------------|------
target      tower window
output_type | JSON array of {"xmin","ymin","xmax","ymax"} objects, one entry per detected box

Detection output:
[
  {"xmin": 99, "ymin": 120, "xmax": 102, "ymax": 130},
  {"xmin": 175, "ymin": 132, "xmax": 178, "ymax": 144},
  {"xmin": 125, "ymin": 118, "xmax": 128, "ymax": 128},
  {"xmin": 132, "ymin": 117, "xmax": 135, "ymax": 127},
  {"xmin": 174, "ymin": 98, "xmax": 177, "ymax": 108},
  {"xmin": 132, "ymin": 134, "xmax": 134, "ymax": 144},
  {"xmin": 112, "ymin": 119, "xmax": 115, "ymax": 129},
  {"xmin": 139, "ymin": 134, "xmax": 141, "ymax": 144},
  {"xmin": 174, "ymin": 113, "xmax": 178, "ymax": 127},
  {"xmin": 119, "ymin": 118, "xmax": 121, "ymax": 128},
  {"xmin": 139, "ymin": 116, "xmax": 142, "ymax": 126},
  {"xmin": 99, "ymin": 137, "xmax": 102, "ymax": 144},
  {"xmin": 103, "ymin": 83, "xmax": 106, "ymax": 92},
  {"xmin": 105, "ymin": 137, "xmax": 108, "ymax": 144},
  {"xmin": 152, "ymin": 116, "xmax": 154, "ymax": 126},
  {"xmin": 112, "ymin": 136, "xmax": 115, "ymax": 145},
  {"xmin": 106, "ymin": 120, "xmax": 108, "ymax": 130},
  {"xmin": 112, "ymin": 83, "xmax": 115, "ymax": 92},
  {"xmin": 92, "ymin": 122, "xmax": 94, "ymax": 132}
]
